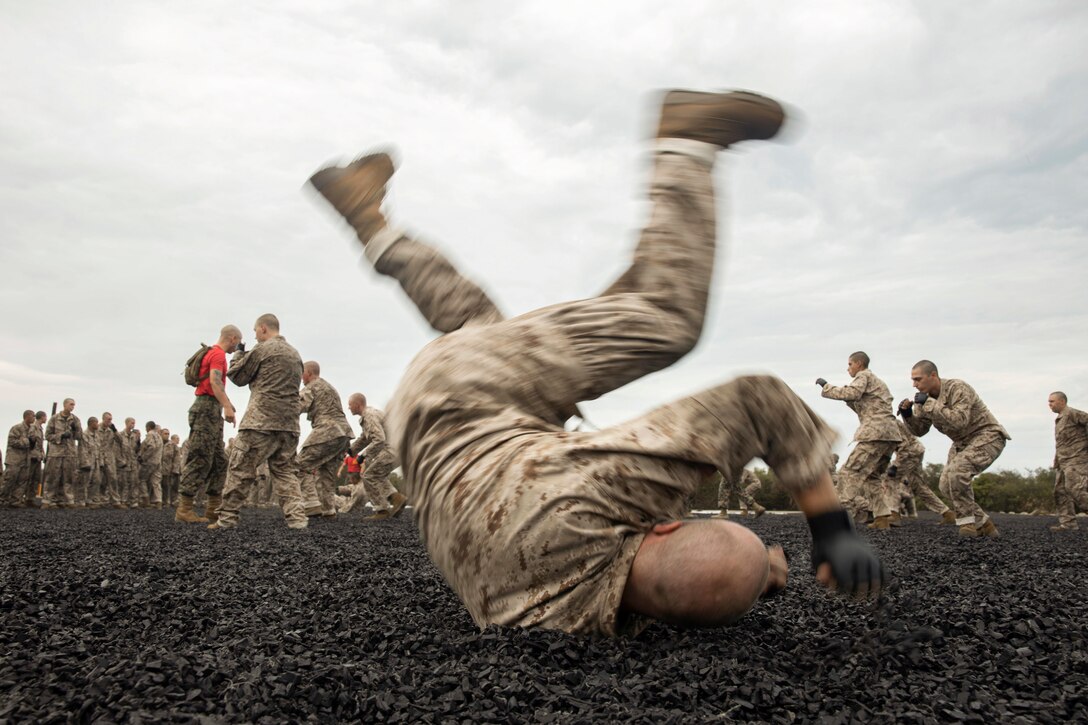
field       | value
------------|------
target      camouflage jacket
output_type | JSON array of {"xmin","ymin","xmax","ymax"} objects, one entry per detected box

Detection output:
[
  {"xmin": 904, "ymin": 378, "xmax": 1010, "ymax": 447},
  {"xmin": 892, "ymin": 419, "xmax": 924, "ymax": 465},
  {"xmin": 5, "ymin": 421, "xmax": 34, "ymax": 467},
  {"xmin": 119, "ymin": 429, "xmax": 140, "ymax": 468},
  {"xmin": 30, "ymin": 424, "xmax": 44, "ymax": 461},
  {"xmin": 79, "ymin": 430, "xmax": 100, "ymax": 470},
  {"xmin": 228, "ymin": 336, "xmax": 303, "ymax": 433},
  {"xmin": 138, "ymin": 429, "xmax": 163, "ymax": 467},
  {"xmin": 45, "ymin": 411, "xmax": 82, "ymax": 458},
  {"xmin": 96, "ymin": 426, "xmax": 122, "ymax": 467},
  {"xmin": 1054, "ymin": 406, "xmax": 1088, "ymax": 468},
  {"xmin": 161, "ymin": 440, "xmax": 178, "ymax": 474},
  {"xmin": 821, "ymin": 369, "xmax": 902, "ymax": 443},
  {"xmin": 299, "ymin": 377, "xmax": 353, "ymax": 447},
  {"xmin": 351, "ymin": 407, "xmax": 397, "ymax": 466}
]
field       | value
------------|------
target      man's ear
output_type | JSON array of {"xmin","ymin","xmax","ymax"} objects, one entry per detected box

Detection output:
[{"xmin": 650, "ymin": 521, "xmax": 683, "ymax": 536}]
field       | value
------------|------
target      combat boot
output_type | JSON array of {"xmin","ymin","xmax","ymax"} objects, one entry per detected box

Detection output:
[
  {"xmin": 309, "ymin": 152, "xmax": 395, "ymax": 244},
  {"xmin": 711, "ymin": 509, "xmax": 730, "ymax": 520},
  {"xmin": 204, "ymin": 495, "xmax": 223, "ymax": 525},
  {"xmin": 868, "ymin": 515, "xmax": 893, "ymax": 530},
  {"xmin": 388, "ymin": 491, "xmax": 408, "ymax": 518},
  {"xmin": 939, "ymin": 510, "xmax": 957, "ymax": 525},
  {"xmin": 976, "ymin": 519, "xmax": 999, "ymax": 538},
  {"xmin": 174, "ymin": 495, "xmax": 208, "ymax": 524},
  {"xmin": 1049, "ymin": 523, "xmax": 1079, "ymax": 531},
  {"xmin": 752, "ymin": 502, "xmax": 767, "ymax": 518},
  {"xmin": 656, "ymin": 90, "xmax": 785, "ymax": 148},
  {"xmin": 304, "ymin": 504, "xmax": 324, "ymax": 517},
  {"xmin": 889, "ymin": 511, "xmax": 903, "ymax": 527}
]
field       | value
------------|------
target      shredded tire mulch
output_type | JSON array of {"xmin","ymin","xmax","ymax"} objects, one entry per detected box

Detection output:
[{"xmin": 1, "ymin": 509, "xmax": 1084, "ymax": 723}]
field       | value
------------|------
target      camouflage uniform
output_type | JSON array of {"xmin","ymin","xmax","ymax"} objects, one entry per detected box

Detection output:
[
  {"xmin": 891, "ymin": 419, "xmax": 947, "ymax": 515},
  {"xmin": 138, "ymin": 429, "xmax": 163, "ymax": 506},
  {"xmin": 28, "ymin": 422, "xmax": 44, "ymax": 502},
  {"xmin": 219, "ymin": 336, "xmax": 307, "ymax": 529},
  {"xmin": 256, "ymin": 461, "xmax": 272, "ymax": 506},
  {"xmin": 95, "ymin": 426, "xmax": 123, "ymax": 506},
  {"xmin": 903, "ymin": 379, "xmax": 1010, "ymax": 526},
  {"xmin": 821, "ymin": 370, "xmax": 902, "ymax": 521},
  {"xmin": 364, "ymin": 143, "xmax": 837, "ymax": 636},
  {"xmin": 296, "ymin": 377, "xmax": 353, "ymax": 515},
  {"xmin": 1, "ymin": 421, "xmax": 35, "ymax": 506},
  {"xmin": 1053, "ymin": 406, "xmax": 1088, "ymax": 527},
  {"xmin": 345, "ymin": 407, "xmax": 400, "ymax": 514},
  {"xmin": 118, "ymin": 429, "xmax": 140, "ymax": 506},
  {"xmin": 76, "ymin": 428, "xmax": 100, "ymax": 507},
  {"xmin": 43, "ymin": 411, "xmax": 82, "ymax": 506},
  {"xmin": 160, "ymin": 439, "xmax": 179, "ymax": 507},
  {"xmin": 716, "ymin": 468, "xmax": 761, "ymax": 511},
  {"xmin": 180, "ymin": 396, "xmax": 228, "ymax": 499}
]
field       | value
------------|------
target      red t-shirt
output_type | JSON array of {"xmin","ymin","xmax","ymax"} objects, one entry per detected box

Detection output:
[
  {"xmin": 344, "ymin": 454, "xmax": 361, "ymax": 473},
  {"xmin": 195, "ymin": 345, "xmax": 227, "ymax": 397}
]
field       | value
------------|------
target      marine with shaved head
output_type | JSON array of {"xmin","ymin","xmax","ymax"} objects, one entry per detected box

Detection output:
[
  {"xmin": 1047, "ymin": 391, "xmax": 1088, "ymax": 531},
  {"xmin": 176, "ymin": 324, "xmax": 242, "ymax": 524},
  {"xmin": 212, "ymin": 313, "xmax": 308, "ymax": 530},
  {"xmin": 295, "ymin": 360, "xmax": 354, "ymax": 518},
  {"xmin": 898, "ymin": 360, "xmax": 1009, "ymax": 537},
  {"xmin": 344, "ymin": 392, "xmax": 407, "ymax": 520}
]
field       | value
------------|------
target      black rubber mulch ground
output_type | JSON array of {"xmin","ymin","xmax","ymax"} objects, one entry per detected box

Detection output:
[{"xmin": 1, "ymin": 509, "xmax": 1085, "ymax": 723}]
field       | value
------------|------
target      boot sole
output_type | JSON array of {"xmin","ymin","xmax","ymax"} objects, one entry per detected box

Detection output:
[
  {"xmin": 308, "ymin": 152, "xmax": 395, "ymax": 200},
  {"xmin": 662, "ymin": 90, "xmax": 786, "ymax": 141}
]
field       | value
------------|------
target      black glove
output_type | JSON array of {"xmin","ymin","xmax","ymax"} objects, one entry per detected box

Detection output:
[
  {"xmin": 815, "ymin": 378, "xmax": 828, "ymax": 387},
  {"xmin": 237, "ymin": 342, "xmax": 246, "ymax": 353},
  {"xmin": 808, "ymin": 510, "xmax": 885, "ymax": 596},
  {"xmin": 70, "ymin": 420, "xmax": 80, "ymax": 431},
  {"xmin": 898, "ymin": 399, "xmax": 913, "ymax": 418},
  {"xmin": 354, "ymin": 452, "xmax": 366, "ymax": 466},
  {"xmin": 60, "ymin": 432, "xmax": 71, "ymax": 441},
  {"xmin": 914, "ymin": 392, "xmax": 928, "ymax": 405},
  {"xmin": 110, "ymin": 423, "xmax": 117, "ymax": 432},
  {"xmin": 887, "ymin": 464, "xmax": 898, "ymax": 479}
]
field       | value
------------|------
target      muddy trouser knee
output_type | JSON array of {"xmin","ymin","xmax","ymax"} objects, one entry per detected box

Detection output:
[{"xmin": 939, "ymin": 433, "xmax": 1005, "ymax": 526}]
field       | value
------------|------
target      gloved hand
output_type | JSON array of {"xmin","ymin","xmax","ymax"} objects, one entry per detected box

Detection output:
[
  {"xmin": 815, "ymin": 378, "xmax": 828, "ymax": 387},
  {"xmin": 808, "ymin": 509, "xmax": 885, "ymax": 596},
  {"xmin": 914, "ymin": 392, "xmax": 929, "ymax": 405},
  {"xmin": 898, "ymin": 399, "xmax": 913, "ymax": 418},
  {"xmin": 110, "ymin": 423, "xmax": 117, "ymax": 432},
  {"xmin": 887, "ymin": 464, "xmax": 898, "ymax": 479},
  {"xmin": 60, "ymin": 432, "xmax": 71, "ymax": 441},
  {"xmin": 236, "ymin": 342, "xmax": 246, "ymax": 353}
]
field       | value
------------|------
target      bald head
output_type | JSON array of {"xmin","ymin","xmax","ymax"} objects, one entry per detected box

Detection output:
[
  {"xmin": 254, "ymin": 313, "xmax": 280, "ymax": 343},
  {"xmin": 348, "ymin": 392, "xmax": 368, "ymax": 415}
]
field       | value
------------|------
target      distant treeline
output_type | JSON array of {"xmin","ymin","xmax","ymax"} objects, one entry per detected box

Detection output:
[{"xmin": 695, "ymin": 465, "xmax": 1058, "ymax": 514}]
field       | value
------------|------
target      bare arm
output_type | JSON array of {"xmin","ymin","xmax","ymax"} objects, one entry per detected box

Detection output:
[{"xmin": 209, "ymin": 368, "xmax": 236, "ymax": 426}]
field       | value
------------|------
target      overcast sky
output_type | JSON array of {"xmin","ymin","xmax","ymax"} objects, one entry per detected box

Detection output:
[{"xmin": 1, "ymin": 1, "xmax": 1085, "ymax": 472}]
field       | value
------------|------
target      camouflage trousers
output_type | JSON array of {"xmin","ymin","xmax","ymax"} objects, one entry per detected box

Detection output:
[
  {"xmin": 219, "ymin": 429, "xmax": 307, "ymax": 529},
  {"xmin": 118, "ymin": 464, "xmax": 139, "ymax": 506},
  {"xmin": 940, "ymin": 432, "xmax": 1005, "ymax": 526},
  {"xmin": 161, "ymin": 473, "xmax": 179, "ymax": 506},
  {"xmin": 838, "ymin": 441, "xmax": 897, "ymax": 520},
  {"xmin": 895, "ymin": 454, "xmax": 948, "ymax": 515},
  {"xmin": 43, "ymin": 456, "xmax": 78, "ymax": 506},
  {"xmin": 180, "ymin": 396, "xmax": 228, "ymax": 498},
  {"xmin": 1, "ymin": 461, "xmax": 35, "ymax": 505},
  {"xmin": 1055, "ymin": 461, "xmax": 1088, "ymax": 526},
  {"xmin": 139, "ymin": 463, "xmax": 163, "ymax": 505},
  {"xmin": 373, "ymin": 143, "xmax": 837, "ymax": 636},
  {"xmin": 346, "ymin": 453, "xmax": 399, "ymax": 514},
  {"xmin": 75, "ymin": 463, "xmax": 100, "ymax": 506},
  {"xmin": 716, "ymin": 475, "xmax": 759, "ymax": 510},
  {"xmin": 296, "ymin": 437, "xmax": 349, "ymax": 515},
  {"xmin": 97, "ymin": 461, "xmax": 121, "ymax": 506}
]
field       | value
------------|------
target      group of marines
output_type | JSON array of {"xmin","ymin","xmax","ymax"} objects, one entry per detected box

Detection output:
[{"xmin": 5, "ymin": 87, "xmax": 1086, "ymax": 639}]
